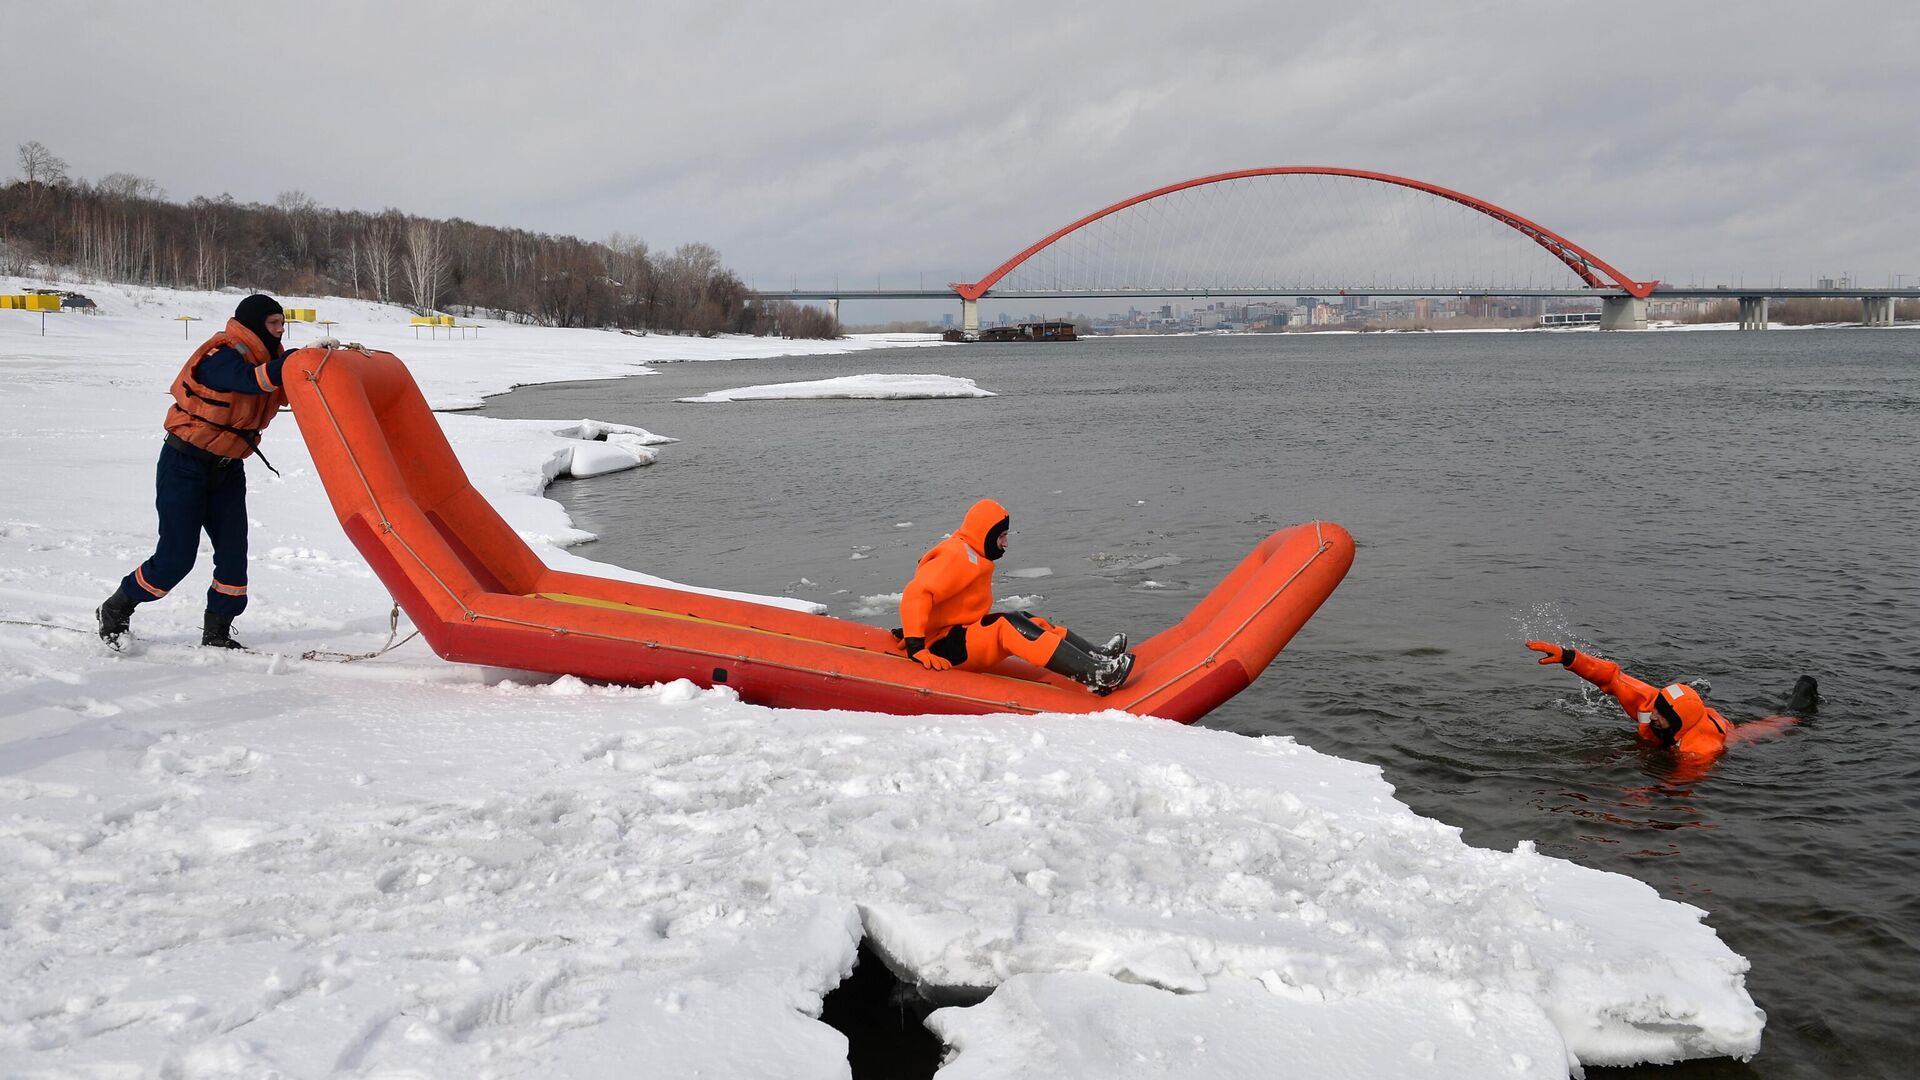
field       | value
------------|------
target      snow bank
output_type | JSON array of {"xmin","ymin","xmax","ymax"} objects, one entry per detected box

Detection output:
[
  {"xmin": 0, "ymin": 281, "xmax": 1763, "ymax": 1077},
  {"xmin": 677, "ymin": 372, "xmax": 996, "ymax": 402},
  {"xmin": 511, "ymin": 417, "xmax": 677, "ymax": 479},
  {"xmin": 930, "ymin": 975, "xmax": 1571, "ymax": 1079}
]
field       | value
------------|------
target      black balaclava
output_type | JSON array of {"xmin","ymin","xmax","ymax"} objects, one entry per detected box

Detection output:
[
  {"xmin": 233, "ymin": 294, "xmax": 284, "ymax": 356},
  {"xmin": 1650, "ymin": 695, "xmax": 1683, "ymax": 748},
  {"xmin": 983, "ymin": 516, "xmax": 1010, "ymax": 561}
]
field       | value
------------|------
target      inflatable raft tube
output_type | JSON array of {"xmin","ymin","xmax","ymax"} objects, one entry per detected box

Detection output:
[{"xmin": 285, "ymin": 348, "xmax": 1353, "ymax": 723}]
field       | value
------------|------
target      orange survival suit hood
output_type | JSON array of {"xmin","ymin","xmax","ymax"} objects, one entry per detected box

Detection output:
[
  {"xmin": 1653, "ymin": 682, "xmax": 1727, "ymax": 755},
  {"xmin": 958, "ymin": 498, "xmax": 1010, "ymax": 562}
]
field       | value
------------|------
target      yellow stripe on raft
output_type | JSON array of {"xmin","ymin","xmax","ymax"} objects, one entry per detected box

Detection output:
[
  {"xmin": 534, "ymin": 591, "xmax": 717, "ymax": 624},
  {"xmin": 531, "ymin": 592, "xmax": 891, "ymax": 655}
]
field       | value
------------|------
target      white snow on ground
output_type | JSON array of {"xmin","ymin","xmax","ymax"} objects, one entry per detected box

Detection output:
[
  {"xmin": 677, "ymin": 372, "xmax": 995, "ymax": 402},
  {"xmin": 930, "ymin": 974, "xmax": 1572, "ymax": 1079},
  {"xmin": 0, "ymin": 281, "xmax": 1764, "ymax": 1077}
]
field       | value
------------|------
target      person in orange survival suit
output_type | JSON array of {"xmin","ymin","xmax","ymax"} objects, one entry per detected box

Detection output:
[
  {"xmin": 1526, "ymin": 641, "xmax": 1812, "ymax": 766},
  {"xmin": 897, "ymin": 499, "xmax": 1136, "ymax": 694}
]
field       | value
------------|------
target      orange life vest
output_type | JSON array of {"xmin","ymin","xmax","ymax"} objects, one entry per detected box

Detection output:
[
  {"xmin": 899, "ymin": 498, "xmax": 1009, "ymax": 642},
  {"xmin": 163, "ymin": 319, "xmax": 287, "ymax": 459},
  {"xmin": 1565, "ymin": 650, "xmax": 1730, "ymax": 756}
]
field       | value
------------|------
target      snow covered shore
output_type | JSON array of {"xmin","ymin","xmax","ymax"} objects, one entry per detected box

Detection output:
[{"xmin": 1, "ymin": 282, "xmax": 1763, "ymax": 1076}]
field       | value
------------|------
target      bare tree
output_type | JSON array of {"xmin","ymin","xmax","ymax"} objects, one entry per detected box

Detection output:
[
  {"xmin": 15, "ymin": 141, "xmax": 66, "ymax": 187},
  {"xmin": 132, "ymin": 212, "xmax": 157, "ymax": 283},
  {"xmin": 605, "ymin": 231, "xmax": 652, "ymax": 328},
  {"xmin": 402, "ymin": 217, "xmax": 449, "ymax": 312},
  {"xmin": 0, "ymin": 238, "xmax": 31, "ymax": 276},
  {"xmin": 190, "ymin": 197, "xmax": 226, "ymax": 289},
  {"xmin": 14, "ymin": 141, "xmax": 67, "ymax": 213},
  {"xmin": 532, "ymin": 242, "xmax": 614, "ymax": 327},
  {"xmin": 656, "ymin": 242, "xmax": 722, "ymax": 332},
  {"xmin": 73, "ymin": 203, "xmax": 114, "ymax": 280},
  {"xmin": 363, "ymin": 210, "xmax": 402, "ymax": 304},
  {"xmin": 769, "ymin": 300, "xmax": 837, "ymax": 339},
  {"xmin": 96, "ymin": 172, "xmax": 164, "ymax": 200},
  {"xmin": 275, "ymin": 189, "xmax": 319, "ymax": 267}
]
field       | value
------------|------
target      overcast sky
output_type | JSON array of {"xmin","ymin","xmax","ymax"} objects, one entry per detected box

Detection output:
[{"xmin": 9, "ymin": 1, "xmax": 1919, "ymax": 301}]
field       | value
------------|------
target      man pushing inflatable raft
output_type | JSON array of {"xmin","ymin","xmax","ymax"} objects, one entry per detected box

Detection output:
[{"xmin": 285, "ymin": 346, "xmax": 1352, "ymax": 724}]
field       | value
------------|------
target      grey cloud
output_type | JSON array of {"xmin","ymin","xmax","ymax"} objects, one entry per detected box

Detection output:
[{"xmin": 8, "ymin": 1, "xmax": 1917, "ymax": 294}]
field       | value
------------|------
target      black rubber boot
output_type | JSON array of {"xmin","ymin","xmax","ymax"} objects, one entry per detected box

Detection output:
[
  {"xmin": 1784, "ymin": 675, "xmax": 1820, "ymax": 717},
  {"xmin": 1064, "ymin": 628, "xmax": 1128, "ymax": 657},
  {"xmin": 1044, "ymin": 638, "xmax": 1136, "ymax": 696},
  {"xmin": 97, "ymin": 588, "xmax": 137, "ymax": 647},
  {"xmin": 202, "ymin": 612, "xmax": 246, "ymax": 650}
]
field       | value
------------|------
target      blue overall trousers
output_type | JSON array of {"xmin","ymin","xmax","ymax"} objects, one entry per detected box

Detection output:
[{"xmin": 121, "ymin": 439, "xmax": 251, "ymax": 618}]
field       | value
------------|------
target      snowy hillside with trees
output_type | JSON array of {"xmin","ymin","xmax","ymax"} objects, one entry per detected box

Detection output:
[{"xmin": 2, "ymin": 143, "xmax": 837, "ymax": 337}]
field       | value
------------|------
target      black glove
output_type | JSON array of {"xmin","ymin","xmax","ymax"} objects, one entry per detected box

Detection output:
[{"xmin": 902, "ymin": 636, "xmax": 951, "ymax": 671}]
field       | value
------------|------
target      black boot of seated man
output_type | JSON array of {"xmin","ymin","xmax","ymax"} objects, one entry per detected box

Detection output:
[
  {"xmin": 1065, "ymin": 628, "xmax": 1128, "ymax": 658},
  {"xmin": 202, "ymin": 611, "xmax": 246, "ymax": 650},
  {"xmin": 1044, "ymin": 637, "xmax": 1135, "ymax": 696},
  {"xmin": 1002, "ymin": 611, "xmax": 1127, "ymax": 659},
  {"xmin": 97, "ymin": 588, "xmax": 137, "ymax": 647}
]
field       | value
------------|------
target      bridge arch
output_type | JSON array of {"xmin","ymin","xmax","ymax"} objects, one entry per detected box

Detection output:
[{"xmin": 951, "ymin": 167, "xmax": 1655, "ymax": 300}]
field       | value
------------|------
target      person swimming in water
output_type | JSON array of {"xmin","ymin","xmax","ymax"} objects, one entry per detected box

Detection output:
[{"xmin": 1525, "ymin": 641, "xmax": 1815, "ymax": 766}]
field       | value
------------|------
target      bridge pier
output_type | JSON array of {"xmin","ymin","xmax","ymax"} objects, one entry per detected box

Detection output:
[
  {"xmin": 1862, "ymin": 296, "xmax": 1896, "ymax": 326},
  {"xmin": 961, "ymin": 298, "xmax": 979, "ymax": 335},
  {"xmin": 827, "ymin": 298, "xmax": 840, "ymax": 326},
  {"xmin": 1738, "ymin": 296, "xmax": 1769, "ymax": 331},
  {"xmin": 1599, "ymin": 296, "xmax": 1647, "ymax": 330}
]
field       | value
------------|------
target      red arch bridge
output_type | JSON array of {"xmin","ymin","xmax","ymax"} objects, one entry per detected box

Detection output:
[{"xmin": 757, "ymin": 167, "xmax": 1916, "ymax": 332}]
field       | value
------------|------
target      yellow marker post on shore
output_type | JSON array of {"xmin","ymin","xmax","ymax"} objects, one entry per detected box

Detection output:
[
  {"xmin": 410, "ymin": 314, "xmax": 455, "ymax": 338},
  {"xmin": 6, "ymin": 294, "xmax": 65, "ymax": 335}
]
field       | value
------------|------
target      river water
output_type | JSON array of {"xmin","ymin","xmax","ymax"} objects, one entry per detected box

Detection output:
[{"xmin": 482, "ymin": 329, "xmax": 1919, "ymax": 1079}]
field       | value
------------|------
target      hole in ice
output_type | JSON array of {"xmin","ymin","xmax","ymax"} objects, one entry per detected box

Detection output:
[{"xmin": 819, "ymin": 937, "xmax": 943, "ymax": 1079}]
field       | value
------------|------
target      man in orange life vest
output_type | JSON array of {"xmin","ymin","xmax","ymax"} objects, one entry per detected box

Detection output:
[
  {"xmin": 897, "ymin": 499, "xmax": 1136, "ymax": 694},
  {"xmin": 1526, "ymin": 641, "xmax": 1811, "ymax": 763},
  {"xmin": 97, "ymin": 294, "xmax": 332, "ymax": 650}
]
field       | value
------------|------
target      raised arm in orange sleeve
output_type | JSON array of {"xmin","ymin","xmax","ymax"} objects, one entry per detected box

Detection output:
[{"xmin": 1527, "ymin": 641, "xmax": 1660, "ymax": 719}]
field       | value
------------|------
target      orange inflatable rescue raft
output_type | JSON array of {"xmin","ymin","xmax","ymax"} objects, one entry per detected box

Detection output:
[{"xmin": 284, "ymin": 348, "xmax": 1354, "ymax": 723}]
